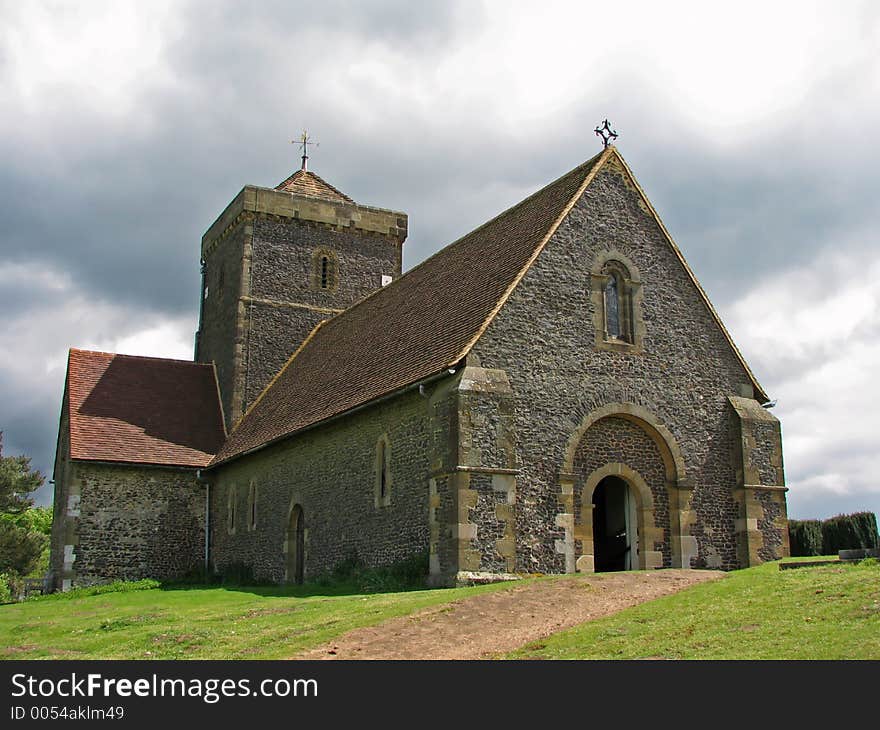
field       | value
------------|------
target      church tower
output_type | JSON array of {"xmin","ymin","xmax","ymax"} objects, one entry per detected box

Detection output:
[{"xmin": 195, "ymin": 149, "xmax": 407, "ymax": 429}]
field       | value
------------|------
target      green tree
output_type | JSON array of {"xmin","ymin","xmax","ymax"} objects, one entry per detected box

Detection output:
[
  {"xmin": 2, "ymin": 506, "xmax": 52, "ymax": 535},
  {"xmin": 0, "ymin": 433, "xmax": 48, "ymax": 576}
]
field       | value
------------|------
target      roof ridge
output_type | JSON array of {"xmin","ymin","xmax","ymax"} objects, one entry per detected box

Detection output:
[
  {"xmin": 275, "ymin": 168, "xmax": 354, "ymax": 203},
  {"xmin": 302, "ymin": 169, "xmax": 354, "ymax": 202},
  {"xmin": 70, "ymin": 348, "xmax": 211, "ymax": 367},
  {"xmin": 285, "ymin": 150, "xmax": 609, "ymax": 338}
]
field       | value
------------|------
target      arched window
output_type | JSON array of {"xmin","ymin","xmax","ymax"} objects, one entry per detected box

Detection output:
[
  {"xmin": 604, "ymin": 272, "xmax": 621, "ymax": 339},
  {"xmin": 375, "ymin": 436, "xmax": 392, "ymax": 507},
  {"xmin": 226, "ymin": 485, "xmax": 237, "ymax": 535},
  {"xmin": 602, "ymin": 261, "xmax": 633, "ymax": 343},
  {"xmin": 590, "ymin": 252, "xmax": 644, "ymax": 354},
  {"xmin": 247, "ymin": 482, "xmax": 257, "ymax": 531},
  {"xmin": 320, "ymin": 256, "xmax": 329, "ymax": 289}
]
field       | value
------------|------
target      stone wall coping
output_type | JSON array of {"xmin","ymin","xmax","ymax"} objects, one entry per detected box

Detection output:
[
  {"xmin": 736, "ymin": 484, "xmax": 789, "ymax": 492},
  {"xmin": 454, "ymin": 571, "xmax": 522, "ymax": 586},
  {"xmin": 202, "ymin": 185, "xmax": 407, "ymax": 254},
  {"xmin": 728, "ymin": 395, "xmax": 780, "ymax": 423},
  {"xmin": 431, "ymin": 465, "xmax": 521, "ymax": 476}
]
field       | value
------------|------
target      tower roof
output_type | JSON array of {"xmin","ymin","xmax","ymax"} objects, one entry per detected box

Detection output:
[{"xmin": 274, "ymin": 169, "xmax": 354, "ymax": 204}]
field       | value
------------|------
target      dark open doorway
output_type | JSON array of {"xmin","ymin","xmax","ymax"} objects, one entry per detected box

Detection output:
[
  {"xmin": 287, "ymin": 505, "xmax": 305, "ymax": 584},
  {"xmin": 592, "ymin": 475, "xmax": 636, "ymax": 572}
]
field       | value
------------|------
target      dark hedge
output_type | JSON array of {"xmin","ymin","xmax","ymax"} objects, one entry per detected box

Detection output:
[{"xmin": 788, "ymin": 512, "xmax": 878, "ymax": 556}]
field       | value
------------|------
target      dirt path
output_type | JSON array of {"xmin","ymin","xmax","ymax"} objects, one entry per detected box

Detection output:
[{"xmin": 294, "ymin": 569, "xmax": 724, "ymax": 660}]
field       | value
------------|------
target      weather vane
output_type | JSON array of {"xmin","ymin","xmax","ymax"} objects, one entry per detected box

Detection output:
[
  {"xmin": 292, "ymin": 130, "xmax": 319, "ymax": 171},
  {"xmin": 595, "ymin": 119, "xmax": 618, "ymax": 148}
]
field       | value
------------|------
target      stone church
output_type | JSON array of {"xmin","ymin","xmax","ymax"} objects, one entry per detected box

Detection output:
[{"xmin": 49, "ymin": 143, "xmax": 789, "ymax": 590}]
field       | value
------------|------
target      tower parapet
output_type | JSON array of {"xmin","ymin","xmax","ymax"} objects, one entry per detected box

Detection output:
[{"xmin": 196, "ymin": 168, "xmax": 407, "ymax": 428}]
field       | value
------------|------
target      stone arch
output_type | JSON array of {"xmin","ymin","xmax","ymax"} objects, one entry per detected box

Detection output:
[
  {"xmin": 592, "ymin": 248, "xmax": 643, "ymax": 283},
  {"xmin": 557, "ymin": 403, "xmax": 696, "ymax": 572},
  {"xmin": 585, "ymin": 463, "xmax": 654, "ymax": 509},
  {"xmin": 562, "ymin": 402, "xmax": 687, "ymax": 484}
]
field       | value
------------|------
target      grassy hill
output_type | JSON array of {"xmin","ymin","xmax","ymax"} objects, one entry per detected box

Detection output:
[
  {"xmin": 0, "ymin": 580, "xmax": 518, "ymax": 660},
  {"xmin": 1, "ymin": 559, "xmax": 877, "ymax": 660},
  {"xmin": 508, "ymin": 559, "xmax": 880, "ymax": 660}
]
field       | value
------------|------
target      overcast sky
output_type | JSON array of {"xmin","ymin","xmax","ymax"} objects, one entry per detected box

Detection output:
[{"xmin": 1, "ymin": 0, "xmax": 877, "ymax": 520}]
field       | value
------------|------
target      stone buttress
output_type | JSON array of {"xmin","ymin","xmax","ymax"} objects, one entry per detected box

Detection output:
[
  {"xmin": 427, "ymin": 364, "xmax": 518, "ymax": 586},
  {"xmin": 728, "ymin": 396, "xmax": 789, "ymax": 564}
]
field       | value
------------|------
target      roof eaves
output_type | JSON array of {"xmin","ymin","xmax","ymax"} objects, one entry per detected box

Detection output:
[
  {"xmin": 209, "ymin": 363, "xmax": 461, "ymax": 469},
  {"xmin": 70, "ymin": 457, "xmax": 205, "ymax": 471}
]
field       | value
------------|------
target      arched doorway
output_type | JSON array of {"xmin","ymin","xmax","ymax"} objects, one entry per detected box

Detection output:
[
  {"xmin": 558, "ymin": 402, "xmax": 693, "ymax": 573},
  {"xmin": 286, "ymin": 505, "xmax": 305, "ymax": 584},
  {"xmin": 592, "ymin": 475, "xmax": 638, "ymax": 572}
]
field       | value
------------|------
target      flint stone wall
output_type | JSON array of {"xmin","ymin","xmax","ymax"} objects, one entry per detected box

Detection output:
[
  {"xmin": 54, "ymin": 462, "xmax": 204, "ymax": 588},
  {"xmin": 209, "ymin": 387, "xmax": 438, "ymax": 583}
]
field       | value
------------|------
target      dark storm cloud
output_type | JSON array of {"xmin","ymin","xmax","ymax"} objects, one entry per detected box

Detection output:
[
  {"xmin": 641, "ymin": 149, "xmax": 879, "ymax": 304},
  {"xmin": 0, "ymin": 0, "xmax": 476, "ymax": 494},
  {"xmin": 5, "ymin": 0, "xmax": 870, "ymax": 326},
  {"xmin": 0, "ymin": 0, "xmax": 469, "ymax": 319},
  {"xmin": 0, "ymin": 366, "xmax": 61, "ymax": 504}
]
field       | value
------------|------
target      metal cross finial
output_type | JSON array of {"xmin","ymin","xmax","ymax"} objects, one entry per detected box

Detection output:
[
  {"xmin": 595, "ymin": 119, "xmax": 618, "ymax": 148},
  {"xmin": 292, "ymin": 130, "xmax": 319, "ymax": 171}
]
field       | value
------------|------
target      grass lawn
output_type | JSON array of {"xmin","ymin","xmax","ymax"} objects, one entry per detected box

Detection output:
[
  {"xmin": 0, "ymin": 579, "xmax": 522, "ymax": 660},
  {"xmin": 508, "ymin": 559, "xmax": 880, "ymax": 660}
]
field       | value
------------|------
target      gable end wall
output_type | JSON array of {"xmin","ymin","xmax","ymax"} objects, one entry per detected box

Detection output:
[{"xmin": 472, "ymin": 160, "xmax": 777, "ymax": 571}]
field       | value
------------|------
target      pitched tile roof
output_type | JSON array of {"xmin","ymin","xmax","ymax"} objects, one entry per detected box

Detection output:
[
  {"xmin": 66, "ymin": 349, "xmax": 225, "ymax": 468},
  {"xmin": 213, "ymin": 146, "xmax": 769, "ymax": 467},
  {"xmin": 274, "ymin": 169, "xmax": 354, "ymax": 203},
  {"xmin": 212, "ymin": 150, "xmax": 609, "ymax": 465}
]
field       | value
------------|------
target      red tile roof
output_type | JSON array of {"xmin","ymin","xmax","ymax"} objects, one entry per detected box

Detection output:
[
  {"xmin": 66, "ymin": 349, "xmax": 226, "ymax": 468},
  {"xmin": 212, "ymin": 150, "xmax": 609, "ymax": 466},
  {"xmin": 275, "ymin": 169, "xmax": 354, "ymax": 203}
]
